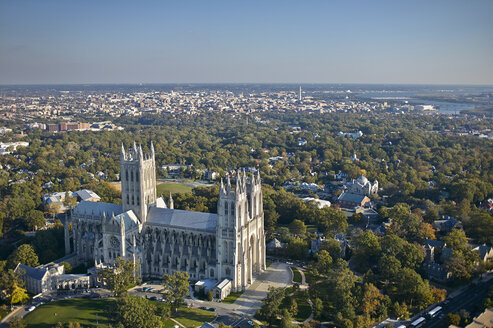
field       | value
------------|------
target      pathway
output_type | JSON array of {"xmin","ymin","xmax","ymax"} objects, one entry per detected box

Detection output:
[{"xmin": 232, "ymin": 261, "xmax": 291, "ymax": 316}]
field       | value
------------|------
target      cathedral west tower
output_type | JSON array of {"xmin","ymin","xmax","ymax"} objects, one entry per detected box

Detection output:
[{"xmin": 120, "ymin": 142, "xmax": 157, "ymax": 223}]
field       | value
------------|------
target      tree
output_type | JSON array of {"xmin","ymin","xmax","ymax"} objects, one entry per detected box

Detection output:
[
  {"xmin": 376, "ymin": 256, "xmax": 399, "ymax": 286},
  {"xmin": 319, "ymin": 207, "xmax": 348, "ymax": 236},
  {"xmin": 359, "ymin": 283, "xmax": 383, "ymax": 318},
  {"xmin": 353, "ymin": 230, "xmax": 381, "ymax": 272},
  {"xmin": 314, "ymin": 250, "xmax": 333, "ymax": 276},
  {"xmin": 390, "ymin": 268, "xmax": 433, "ymax": 309},
  {"xmin": 23, "ymin": 210, "xmax": 45, "ymax": 231},
  {"xmin": 162, "ymin": 271, "xmax": 189, "ymax": 313},
  {"xmin": 313, "ymin": 297, "xmax": 323, "ymax": 318},
  {"xmin": 8, "ymin": 244, "xmax": 39, "ymax": 268},
  {"xmin": 259, "ymin": 287, "xmax": 286, "ymax": 324},
  {"xmin": 286, "ymin": 237, "xmax": 308, "ymax": 260},
  {"xmin": 63, "ymin": 192, "xmax": 77, "ymax": 209},
  {"xmin": 289, "ymin": 219, "xmax": 306, "ymax": 235},
  {"xmin": 67, "ymin": 323, "xmax": 82, "ymax": 328},
  {"xmin": 207, "ymin": 290, "xmax": 213, "ymax": 301},
  {"xmin": 349, "ymin": 213, "xmax": 364, "ymax": 225},
  {"xmin": 443, "ymin": 230, "xmax": 479, "ymax": 280},
  {"xmin": 45, "ymin": 203, "xmax": 61, "ymax": 219},
  {"xmin": 445, "ymin": 313, "xmax": 461, "ymax": 326},
  {"xmin": 288, "ymin": 297, "xmax": 298, "ymax": 316},
  {"xmin": 98, "ymin": 257, "xmax": 139, "ymax": 296},
  {"xmin": 279, "ymin": 309, "xmax": 293, "ymax": 328},
  {"xmin": 62, "ymin": 262, "xmax": 72, "ymax": 273},
  {"xmin": 380, "ymin": 235, "xmax": 424, "ymax": 269},
  {"xmin": 10, "ymin": 283, "xmax": 29, "ymax": 306},
  {"xmin": 8, "ymin": 318, "xmax": 26, "ymax": 328},
  {"xmin": 464, "ymin": 211, "xmax": 493, "ymax": 245},
  {"xmin": 319, "ymin": 238, "xmax": 342, "ymax": 260},
  {"xmin": 115, "ymin": 296, "xmax": 162, "ymax": 328},
  {"xmin": 276, "ymin": 227, "xmax": 292, "ymax": 243}
]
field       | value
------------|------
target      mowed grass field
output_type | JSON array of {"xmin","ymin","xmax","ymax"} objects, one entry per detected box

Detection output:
[
  {"xmin": 23, "ymin": 299, "xmax": 216, "ymax": 328},
  {"xmin": 156, "ymin": 182, "xmax": 193, "ymax": 195},
  {"xmin": 24, "ymin": 298, "xmax": 116, "ymax": 328},
  {"xmin": 111, "ymin": 181, "xmax": 193, "ymax": 195}
]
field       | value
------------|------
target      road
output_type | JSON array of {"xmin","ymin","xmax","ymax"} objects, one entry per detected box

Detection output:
[{"xmin": 422, "ymin": 277, "xmax": 493, "ymax": 328}]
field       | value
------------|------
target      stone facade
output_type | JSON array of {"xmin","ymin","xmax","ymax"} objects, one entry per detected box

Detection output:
[
  {"xmin": 65, "ymin": 142, "xmax": 265, "ymax": 291},
  {"xmin": 345, "ymin": 176, "xmax": 378, "ymax": 196}
]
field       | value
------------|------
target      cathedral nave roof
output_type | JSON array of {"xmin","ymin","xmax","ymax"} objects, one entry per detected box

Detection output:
[
  {"xmin": 146, "ymin": 207, "xmax": 217, "ymax": 232},
  {"xmin": 73, "ymin": 200, "xmax": 123, "ymax": 218}
]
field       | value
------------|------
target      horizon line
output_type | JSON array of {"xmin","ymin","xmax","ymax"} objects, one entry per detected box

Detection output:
[{"xmin": 1, "ymin": 82, "xmax": 493, "ymax": 87}]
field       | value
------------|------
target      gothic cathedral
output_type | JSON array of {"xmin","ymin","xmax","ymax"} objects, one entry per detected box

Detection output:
[{"xmin": 65, "ymin": 142, "xmax": 266, "ymax": 291}]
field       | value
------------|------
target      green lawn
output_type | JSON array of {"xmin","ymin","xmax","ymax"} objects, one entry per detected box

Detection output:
[
  {"xmin": 222, "ymin": 291, "xmax": 243, "ymax": 304},
  {"xmin": 23, "ymin": 299, "xmax": 215, "ymax": 328},
  {"xmin": 24, "ymin": 298, "xmax": 116, "ymax": 328},
  {"xmin": 304, "ymin": 271, "xmax": 320, "ymax": 285},
  {"xmin": 291, "ymin": 267, "xmax": 302, "ymax": 283},
  {"xmin": 156, "ymin": 183, "xmax": 193, "ymax": 195},
  {"xmin": 163, "ymin": 318, "xmax": 178, "ymax": 328},
  {"xmin": 172, "ymin": 306, "xmax": 216, "ymax": 327}
]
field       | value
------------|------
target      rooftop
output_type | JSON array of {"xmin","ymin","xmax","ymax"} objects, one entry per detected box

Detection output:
[
  {"xmin": 147, "ymin": 207, "xmax": 217, "ymax": 232},
  {"xmin": 73, "ymin": 201, "xmax": 123, "ymax": 217}
]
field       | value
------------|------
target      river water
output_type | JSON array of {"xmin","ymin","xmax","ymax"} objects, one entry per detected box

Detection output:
[{"xmin": 356, "ymin": 91, "xmax": 475, "ymax": 114}]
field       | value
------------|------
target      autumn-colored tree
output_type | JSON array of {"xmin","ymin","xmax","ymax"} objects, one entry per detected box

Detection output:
[{"xmin": 359, "ymin": 283, "xmax": 383, "ymax": 318}]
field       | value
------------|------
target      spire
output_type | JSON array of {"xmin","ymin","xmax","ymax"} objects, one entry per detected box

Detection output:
[
  {"xmin": 120, "ymin": 143, "xmax": 126, "ymax": 160},
  {"xmin": 120, "ymin": 217, "xmax": 125, "ymax": 234},
  {"xmin": 236, "ymin": 169, "xmax": 244, "ymax": 193},
  {"xmin": 226, "ymin": 176, "xmax": 231, "ymax": 191},
  {"xmin": 130, "ymin": 141, "xmax": 136, "ymax": 159},
  {"xmin": 168, "ymin": 192, "xmax": 174, "ymax": 209},
  {"xmin": 150, "ymin": 141, "xmax": 155, "ymax": 157},
  {"xmin": 220, "ymin": 178, "xmax": 224, "ymax": 194},
  {"xmin": 138, "ymin": 144, "xmax": 143, "ymax": 160}
]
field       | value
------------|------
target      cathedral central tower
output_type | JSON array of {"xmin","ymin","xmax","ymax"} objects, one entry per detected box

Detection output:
[{"xmin": 120, "ymin": 142, "xmax": 157, "ymax": 222}]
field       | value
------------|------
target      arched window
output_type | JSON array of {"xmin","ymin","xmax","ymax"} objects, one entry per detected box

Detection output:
[
  {"xmin": 132, "ymin": 195, "xmax": 134, "ymax": 205},
  {"xmin": 125, "ymin": 170, "xmax": 129, "ymax": 181},
  {"xmin": 131, "ymin": 171, "xmax": 134, "ymax": 182},
  {"xmin": 136, "ymin": 172, "xmax": 139, "ymax": 182},
  {"xmin": 210, "ymin": 268, "xmax": 214, "ymax": 277}
]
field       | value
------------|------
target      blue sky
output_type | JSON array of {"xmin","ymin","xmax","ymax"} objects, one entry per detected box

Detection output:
[{"xmin": 1, "ymin": 0, "xmax": 492, "ymax": 84}]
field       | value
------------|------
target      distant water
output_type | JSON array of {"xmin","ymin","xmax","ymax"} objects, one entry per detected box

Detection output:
[{"xmin": 357, "ymin": 91, "xmax": 475, "ymax": 114}]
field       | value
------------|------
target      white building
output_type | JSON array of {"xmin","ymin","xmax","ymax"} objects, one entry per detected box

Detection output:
[
  {"xmin": 15, "ymin": 263, "xmax": 90, "ymax": 295},
  {"xmin": 345, "ymin": 176, "xmax": 378, "ymax": 196},
  {"xmin": 303, "ymin": 197, "xmax": 331, "ymax": 208}
]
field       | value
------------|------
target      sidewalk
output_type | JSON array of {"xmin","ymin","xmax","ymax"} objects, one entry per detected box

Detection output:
[{"xmin": 0, "ymin": 306, "xmax": 25, "ymax": 324}]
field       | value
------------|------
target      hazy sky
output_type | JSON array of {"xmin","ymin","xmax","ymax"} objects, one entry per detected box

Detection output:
[{"xmin": 1, "ymin": 0, "xmax": 492, "ymax": 85}]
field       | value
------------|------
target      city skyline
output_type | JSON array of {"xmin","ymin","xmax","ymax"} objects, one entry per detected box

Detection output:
[{"xmin": 1, "ymin": 0, "xmax": 492, "ymax": 85}]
